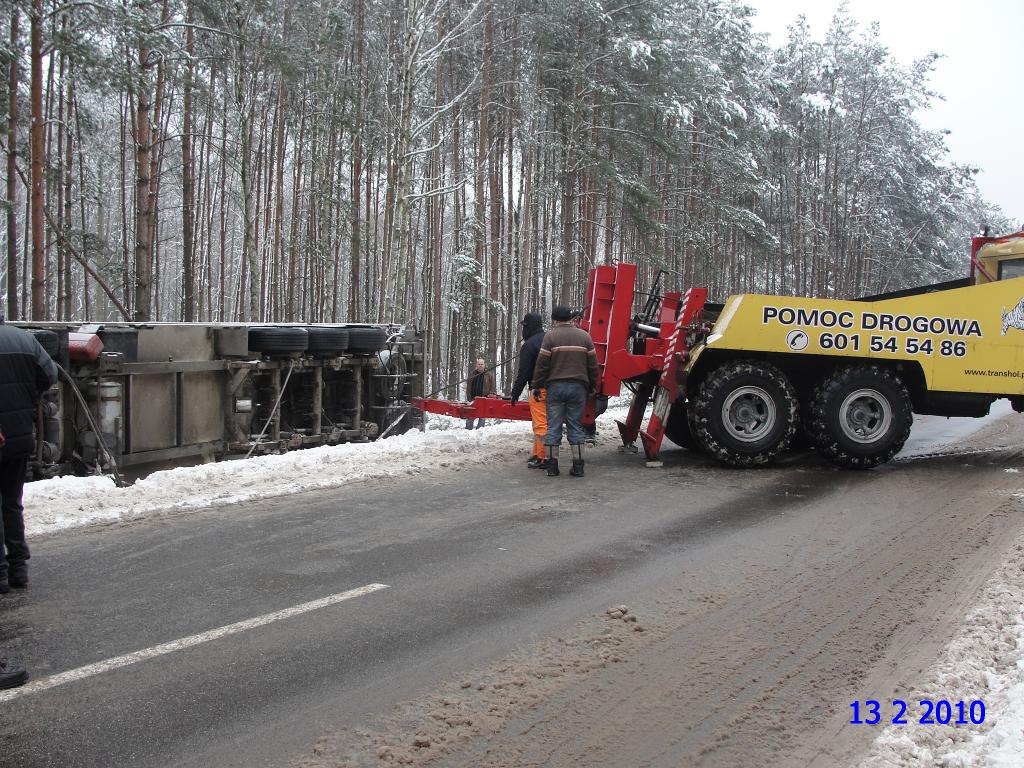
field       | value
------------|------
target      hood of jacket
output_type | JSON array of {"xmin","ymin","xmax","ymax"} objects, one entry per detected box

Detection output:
[{"xmin": 522, "ymin": 312, "xmax": 543, "ymax": 340}]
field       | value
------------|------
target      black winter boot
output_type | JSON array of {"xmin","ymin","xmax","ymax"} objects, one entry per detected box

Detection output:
[
  {"xmin": 526, "ymin": 455, "xmax": 545, "ymax": 469},
  {"xmin": 8, "ymin": 563, "xmax": 27, "ymax": 589},
  {"xmin": 0, "ymin": 659, "xmax": 28, "ymax": 690},
  {"xmin": 569, "ymin": 444, "xmax": 585, "ymax": 477},
  {"xmin": 545, "ymin": 445, "xmax": 560, "ymax": 476}
]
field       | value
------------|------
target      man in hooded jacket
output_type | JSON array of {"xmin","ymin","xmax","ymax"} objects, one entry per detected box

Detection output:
[
  {"xmin": 509, "ymin": 312, "xmax": 547, "ymax": 468},
  {"xmin": 0, "ymin": 312, "xmax": 57, "ymax": 593}
]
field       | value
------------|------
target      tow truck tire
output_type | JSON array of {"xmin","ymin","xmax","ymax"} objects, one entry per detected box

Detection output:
[
  {"xmin": 248, "ymin": 326, "xmax": 309, "ymax": 354},
  {"xmin": 664, "ymin": 398, "xmax": 698, "ymax": 450},
  {"xmin": 691, "ymin": 360, "xmax": 798, "ymax": 467},
  {"xmin": 347, "ymin": 327, "xmax": 388, "ymax": 355},
  {"xmin": 809, "ymin": 364, "xmax": 912, "ymax": 469}
]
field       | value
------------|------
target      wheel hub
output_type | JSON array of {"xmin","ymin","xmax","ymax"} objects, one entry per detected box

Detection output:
[
  {"xmin": 722, "ymin": 386, "xmax": 776, "ymax": 443},
  {"xmin": 839, "ymin": 388, "xmax": 892, "ymax": 443}
]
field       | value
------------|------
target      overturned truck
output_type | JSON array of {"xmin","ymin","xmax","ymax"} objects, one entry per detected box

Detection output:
[{"xmin": 11, "ymin": 322, "xmax": 424, "ymax": 480}]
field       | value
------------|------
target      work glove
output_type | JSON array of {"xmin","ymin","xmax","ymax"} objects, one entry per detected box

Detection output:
[
  {"xmin": 532, "ymin": 388, "xmax": 542, "ymax": 401},
  {"xmin": 509, "ymin": 394, "xmax": 519, "ymax": 405}
]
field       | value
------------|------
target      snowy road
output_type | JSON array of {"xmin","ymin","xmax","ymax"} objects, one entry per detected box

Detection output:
[{"xmin": 2, "ymin": 409, "xmax": 1024, "ymax": 767}]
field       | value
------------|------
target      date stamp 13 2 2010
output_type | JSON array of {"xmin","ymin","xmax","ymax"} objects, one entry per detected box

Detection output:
[{"xmin": 849, "ymin": 699, "xmax": 986, "ymax": 726}]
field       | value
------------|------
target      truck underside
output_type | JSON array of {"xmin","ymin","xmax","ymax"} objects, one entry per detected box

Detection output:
[{"xmin": 11, "ymin": 322, "xmax": 424, "ymax": 481}]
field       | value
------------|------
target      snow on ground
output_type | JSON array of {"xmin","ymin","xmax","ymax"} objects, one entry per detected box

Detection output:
[
  {"xmin": 852, "ymin": 400, "xmax": 1024, "ymax": 767},
  {"xmin": 24, "ymin": 419, "xmax": 531, "ymax": 536},
  {"xmin": 855, "ymin": 401, "xmax": 1024, "ymax": 768},
  {"xmin": 856, "ymin": 529, "xmax": 1024, "ymax": 768},
  {"xmin": 23, "ymin": 407, "xmax": 629, "ymax": 537}
]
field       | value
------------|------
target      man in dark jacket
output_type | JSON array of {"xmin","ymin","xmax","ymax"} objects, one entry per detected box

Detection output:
[
  {"xmin": 0, "ymin": 313, "xmax": 58, "ymax": 593},
  {"xmin": 465, "ymin": 357, "xmax": 495, "ymax": 429},
  {"xmin": 532, "ymin": 305, "xmax": 599, "ymax": 478},
  {"xmin": 509, "ymin": 312, "xmax": 546, "ymax": 468}
]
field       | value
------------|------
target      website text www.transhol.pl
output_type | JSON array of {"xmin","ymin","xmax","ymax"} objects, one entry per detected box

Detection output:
[{"xmin": 964, "ymin": 369, "xmax": 1024, "ymax": 378}]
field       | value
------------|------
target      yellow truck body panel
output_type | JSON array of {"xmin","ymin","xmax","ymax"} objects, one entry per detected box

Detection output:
[{"xmin": 689, "ymin": 277, "xmax": 1024, "ymax": 395}]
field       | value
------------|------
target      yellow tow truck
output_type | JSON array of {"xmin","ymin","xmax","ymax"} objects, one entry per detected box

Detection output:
[{"xmin": 679, "ymin": 229, "xmax": 1024, "ymax": 467}]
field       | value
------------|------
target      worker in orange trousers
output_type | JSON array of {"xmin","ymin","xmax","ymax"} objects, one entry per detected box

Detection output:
[{"xmin": 510, "ymin": 312, "xmax": 547, "ymax": 468}]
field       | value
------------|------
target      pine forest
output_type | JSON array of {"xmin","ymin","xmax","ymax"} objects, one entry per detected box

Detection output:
[{"xmin": 0, "ymin": 0, "xmax": 1010, "ymax": 390}]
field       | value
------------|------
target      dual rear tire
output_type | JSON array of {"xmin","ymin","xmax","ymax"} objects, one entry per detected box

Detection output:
[
  {"xmin": 679, "ymin": 360, "xmax": 912, "ymax": 469},
  {"xmin": 808, "ymin": 365, "xmax": 912, "ymax": 468}
]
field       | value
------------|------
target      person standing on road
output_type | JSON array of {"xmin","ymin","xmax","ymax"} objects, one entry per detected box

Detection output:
[
  {"xmin": 532, "ymin": 306, "xmax": 599, "ymax": 478},
  {"xmin": 465, "ymin": 357, "xmax": 495, "ymax": 430},
  {"xmin": 509, "ymin": 312, "xmax": 547, "ymax": 468},
  {"xmin": 0, "ymin": 311, "xmax": 58, "ymax": 593}
]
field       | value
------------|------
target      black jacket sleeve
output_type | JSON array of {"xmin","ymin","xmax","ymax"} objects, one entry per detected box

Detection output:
[{"xmin": 510, "ymin": 332, "xmax": 542, "ymax": 400}]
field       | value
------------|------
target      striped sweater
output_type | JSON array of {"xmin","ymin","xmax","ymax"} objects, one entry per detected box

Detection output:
[{"xmin": 532, "ymin": 323, "xmax": 599, "ymax": 391}]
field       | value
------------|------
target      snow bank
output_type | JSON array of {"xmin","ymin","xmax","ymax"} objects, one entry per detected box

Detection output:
[
  {"xmin": 24, "ymin": 407, "xmax": 630, "ymax": 537},
  {"xmin": 857, "ymin": 534, "xmax": 1024, "ymax": 768},
  {"xmin": 24, "ymin": 417, "xmax": 539, "ymax": 537}
]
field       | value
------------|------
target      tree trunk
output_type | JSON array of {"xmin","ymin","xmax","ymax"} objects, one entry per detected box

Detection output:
[
  {"xmin": 62, "ymin": 69, "xmax": 73, "ymax": 318},
  {"xmin": 132, "ymin": 34, "xmax": 153, "ymax": 320},
  {"xmin": 472, "ymin": 0, "xmax": 493, "ymax": 359},
  {"xmin": 271, "ymin": 67, "xmax": 285, "ymax": 321},
  {"xmin": 181, "ymin": 0, "xmax": 195, "ymax": 320},
  {"xmin": 29, "ymin": 0, "xmax": 44, "ymax": 319},
  {"xmin": 6, "ymin": 9, "xmax": 19, "ymax": 319}
]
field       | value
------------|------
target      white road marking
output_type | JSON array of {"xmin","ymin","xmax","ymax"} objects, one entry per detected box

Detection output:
[{"xmin": 0, "ymin": 582, "xmax": 389, "ymax": 703}]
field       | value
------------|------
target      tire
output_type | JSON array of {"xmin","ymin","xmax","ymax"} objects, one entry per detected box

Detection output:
[
  {"xmin": 347, "ymin": 327, "xmax": 388, "ymax": 355},
  {"xmin": 691, "ymin": 360, "xmax": 799, "ymax": 467},
  {"xmin": 248, "ymin": 326, "xmax": 309, "ymax": 354},
  {"xmin": 809, "ymin": 364, "xmax": 912, "ymax": 469},
  {"xmin": 29, "ymin": 329, "xmax": 59, "ymax": 358},
  {"xmin": 305, "ymin": 326, "xmax": 349, "ymax": 355},
  {"xmin": 664, "ymin": 398, "xmax": 698, "ymax": 449}
]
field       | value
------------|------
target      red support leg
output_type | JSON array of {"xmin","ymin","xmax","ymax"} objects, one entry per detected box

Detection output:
[
  {"xmin": 616, "ymin": 382, "xmax": 654, "ymax": 451},
  {"xmin": 639, "ymin": 287, "xmax": 708, "ymax": 463}
]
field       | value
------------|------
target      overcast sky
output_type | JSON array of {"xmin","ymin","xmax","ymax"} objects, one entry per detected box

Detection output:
[{"xmin": 745, "ymin": 0, "xmax": 1023, "ymax": 227}]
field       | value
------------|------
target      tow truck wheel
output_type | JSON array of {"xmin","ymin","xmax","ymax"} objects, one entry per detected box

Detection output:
[
  {"xmin": 664, "ymin": 398, "xmax": 698, "ymax": 450},
  {"xmin": 692, "ymin": 360, "xmax": 798, "ymax": 467},
  {"xmin": 809, "ymin": 365, "xmax": 912, "ymax": 469}
]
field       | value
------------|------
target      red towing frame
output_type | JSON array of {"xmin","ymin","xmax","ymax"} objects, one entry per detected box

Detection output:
[{"xmin": 413, "ymin": 263, "xmax": 708, "ymax": 462}]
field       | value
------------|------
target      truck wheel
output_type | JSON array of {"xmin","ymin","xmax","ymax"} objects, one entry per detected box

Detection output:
[
  {"xmin": 248, "ymin": 326, "xmax": 309, "ymax": 354},
  {"xmin": 347, "ymin": 327, "xmax": 388, "ymax": 355},
  {"xmin": 664, "ymin": 398, "xmax": 697, "ymax": 449},
  {"xmin": 809, "ymin": 365, "xmax": 912, "ymax": 469},
  {"xmin": 692, "ymin": 360, "xmax": 798, "ymax": 467},
  {"xmin": 305, "ymin": 326, "xmax": 350, "ymax": 355}
]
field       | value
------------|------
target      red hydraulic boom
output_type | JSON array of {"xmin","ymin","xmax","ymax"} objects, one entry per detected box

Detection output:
[{"xmin": 412, "ymin": 263, "xmax": 708, "ymax": 462}]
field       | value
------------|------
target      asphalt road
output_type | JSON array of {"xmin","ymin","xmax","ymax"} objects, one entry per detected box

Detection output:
[{"xmin": 2, "ymin": 410, "xmax": 1024, "ymax": 768}]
